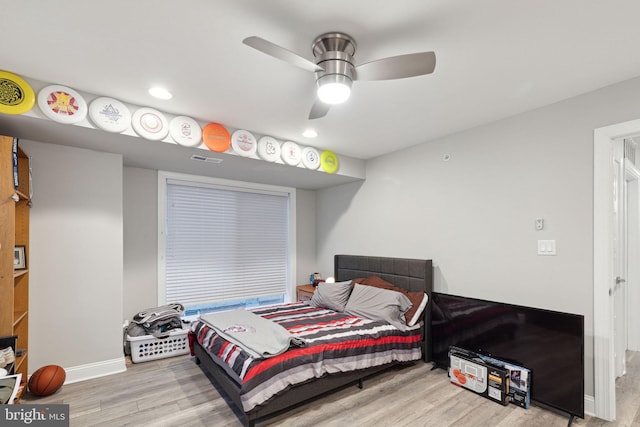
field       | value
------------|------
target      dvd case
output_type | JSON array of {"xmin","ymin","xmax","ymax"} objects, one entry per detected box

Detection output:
[{"xmin": 477, "ymin": 353, "xmax": 531, "ymax": 409}]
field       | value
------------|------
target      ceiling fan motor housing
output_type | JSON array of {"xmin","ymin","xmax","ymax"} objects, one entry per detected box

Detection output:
[{"xmin": 312, "ymin": 32, "xmax": 357, "ymax": 92}]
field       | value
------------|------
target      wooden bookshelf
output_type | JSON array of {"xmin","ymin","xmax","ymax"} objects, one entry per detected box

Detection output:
[{"xmin": 0, "ymin": 135, "xmax": 30, "ymax": 378}]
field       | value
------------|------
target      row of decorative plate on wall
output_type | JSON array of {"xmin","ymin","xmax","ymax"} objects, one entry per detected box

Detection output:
[{"xmin": 0, "ymin": 70, "xmax": 339, "ymax": 174}]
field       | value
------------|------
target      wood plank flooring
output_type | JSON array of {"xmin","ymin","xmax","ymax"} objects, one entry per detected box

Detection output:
[{"xmin": 20, "ymin": 351, "xmax": 640, "ymax": 427}]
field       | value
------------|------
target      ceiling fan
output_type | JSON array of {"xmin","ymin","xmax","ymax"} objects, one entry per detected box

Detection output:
[{"xmin": 242, "ymin": 32, "xmax": 436, "ymax": 120}]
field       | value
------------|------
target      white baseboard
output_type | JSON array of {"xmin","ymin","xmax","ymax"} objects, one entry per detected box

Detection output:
[
  {"xmin": 584, "ymin": 394, "xmax": 596, "ymax": 418},
  {"xmin": 63, "ymin": 357, "xmax": 127, "ymax": 384}
]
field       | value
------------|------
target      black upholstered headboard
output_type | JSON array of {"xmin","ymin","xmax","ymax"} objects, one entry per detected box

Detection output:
[{"xmin": 334, "ymin": 254, "xmax": 433, "ymax": 362}]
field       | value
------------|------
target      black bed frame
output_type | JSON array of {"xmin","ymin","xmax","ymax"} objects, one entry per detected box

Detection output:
[{"xmin": 193, "ymin": 254, "xmax": 434, "ymax": 427}]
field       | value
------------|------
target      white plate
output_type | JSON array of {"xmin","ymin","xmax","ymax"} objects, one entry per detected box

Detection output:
[
  {"xmin": 88, "ymin": 97, "xmax": 131, "ymax": 133},
  {"xmin": 257, "ymin": 136, "xmax": 281, "ymax": 162},
  {"xmin": 131, "ymin": 107, "xmax": 169, "ymax": 141},
  {"xmin": 38, "ymin": 84, "xmax": 87, "ymax": 124},
  {"xmin": 169, "ymin": 116, "xmax": 202, "ymax": 147},
  {"xmin": 231, "ymin": 129, "xmax": 257, "ymax": 157},
  {"xmin": 281, "ymin": 141, "xmax": 302, "ymax": 166},
  {"xmin": 301, "ymin": 147, "xmax": 320, "ymax": 170}
]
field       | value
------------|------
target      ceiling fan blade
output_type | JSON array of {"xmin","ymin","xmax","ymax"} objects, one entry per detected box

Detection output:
[
  {"xmin": 243, "ymin": 36, "xmax": 323, "ymax": 73},
  {"xmin": 355, "ymin": 51, "xmax": 436, "ymax": 81},
  {"xmin": 309, "ymin": 100, "xmax": 331, "ymax": 120}
]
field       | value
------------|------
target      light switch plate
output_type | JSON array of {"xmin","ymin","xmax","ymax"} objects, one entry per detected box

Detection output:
[{"xmin": 537, "ymin": 240, "xmax": 556, "ymax": 255}]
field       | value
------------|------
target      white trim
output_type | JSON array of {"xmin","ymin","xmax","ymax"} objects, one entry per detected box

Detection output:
[
  {"xmin": 625, "ymin": 159, "xmax": 640, "ymax": 181},
  {"xmin": 584, "ymin": 394, "xmax": 596, "ymax": 418},
  {"xmin": 157, "ymin": 171, "xmax": 297, "ymax": 306},
  {"xmin": 62, "ymin": 357, "xmax": 127, "ymax": 384},
  {"xmin": 593, "ymin": 118, "xmax": 640, "ymax": 421},
  {"xmin": 158, "ymin": 174, "xmax": 168, "ymax": 305}
]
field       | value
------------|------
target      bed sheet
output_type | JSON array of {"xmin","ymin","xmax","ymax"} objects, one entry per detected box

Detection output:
[{"xmin": 191, "ymin": 302, "xmax": 422, "ymax": 411}]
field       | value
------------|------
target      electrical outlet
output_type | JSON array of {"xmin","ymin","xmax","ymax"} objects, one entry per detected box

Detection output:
[{"xmin": 535, "ymin": 218, "xmax": 544, "ymax": 230}]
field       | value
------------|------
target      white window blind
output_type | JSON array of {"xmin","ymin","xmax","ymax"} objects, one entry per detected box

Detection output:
[{"xmin": 164, "ymin": 179, "xmax": 290, "ymax": 307}]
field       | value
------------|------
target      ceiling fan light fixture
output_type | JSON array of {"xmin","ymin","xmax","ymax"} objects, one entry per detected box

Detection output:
[
  {"xmin": 316, "ymin": 75, "xmax": 352, "ymax": 104},
  {"xmin": 243, "ymin": 31, "xmax": 435, "ymax": 119}
]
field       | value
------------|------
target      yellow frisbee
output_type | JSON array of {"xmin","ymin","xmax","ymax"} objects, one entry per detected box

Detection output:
[
  {"xmin": 320, "ymin": 150, "xmax": 339, "ymax": 174},
  {"xmin": 0, "ymin": 70, "xmax": 36, "ymax": 115}
]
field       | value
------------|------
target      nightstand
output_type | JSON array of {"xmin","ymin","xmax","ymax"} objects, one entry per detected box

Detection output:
[{"xmin": 296, "ymin": 284, "xmax": 316, "ymax": 302}]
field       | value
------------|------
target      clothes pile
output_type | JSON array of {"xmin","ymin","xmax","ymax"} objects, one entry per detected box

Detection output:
[{"xmin": 127, "ymin": 303, "xmax": 185, "ymax": 338}]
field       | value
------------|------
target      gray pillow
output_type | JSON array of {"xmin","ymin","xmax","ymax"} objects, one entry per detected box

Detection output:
[
  {"xmin": 345, "ymin": 284, "xmax": 412, "ymax": 330},
  {"xmin": 309, "ymin": 280, "xmax": 353, "ymax": 312}
]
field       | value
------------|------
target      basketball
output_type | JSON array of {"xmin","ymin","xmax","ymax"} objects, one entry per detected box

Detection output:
[{"xmin": 28, "ymin": 365, "xmax": 66, "ymax": 396}]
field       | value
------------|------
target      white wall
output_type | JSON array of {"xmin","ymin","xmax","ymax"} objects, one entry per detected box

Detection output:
[
  {"xmin": 22, "ymin": 140, "xmax": 125, "ymax": 381},
  {"xmin": 316, "ymin": 75, "xmax": 640, "ymax": 398}
]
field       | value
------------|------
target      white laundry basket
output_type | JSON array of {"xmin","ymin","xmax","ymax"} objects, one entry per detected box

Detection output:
[{"xmin": 127, "ymin": 328, "xmax": 189, "ymax": 363}]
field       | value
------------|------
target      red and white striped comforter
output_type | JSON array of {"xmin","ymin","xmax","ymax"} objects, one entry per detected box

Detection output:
[{"xmin": 191, "ymin": 302, "xmax": 423, "ymax": 411}]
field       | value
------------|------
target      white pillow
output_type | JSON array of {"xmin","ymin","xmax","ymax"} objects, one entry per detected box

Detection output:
[{"xmin": 408, "ymin": 293, "xmax": 429, "ymax": 326}]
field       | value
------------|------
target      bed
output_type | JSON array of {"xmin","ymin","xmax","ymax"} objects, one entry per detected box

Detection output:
[{"xmin": 190, "ymin": 254, "xmax": 433, "ymax": 427}]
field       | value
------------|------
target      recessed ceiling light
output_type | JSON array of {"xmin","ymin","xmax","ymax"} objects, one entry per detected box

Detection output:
[
  {"xmin": 149, "ymin": 86, "xmax": 172, "ymax": 100},
  {"xmin": 302, "ymin": 129, "xmax": 318, "ymax": 138}
]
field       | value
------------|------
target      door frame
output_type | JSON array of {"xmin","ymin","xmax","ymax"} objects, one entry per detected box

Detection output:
[{"xmin": 593, "ymin": 118, "xmax": 640, "ymax": 420}]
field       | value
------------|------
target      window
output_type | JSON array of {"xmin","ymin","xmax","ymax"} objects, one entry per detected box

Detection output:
[{"xmin": 158, "ymin": 172, "xmax": 296, "ymax": 316}]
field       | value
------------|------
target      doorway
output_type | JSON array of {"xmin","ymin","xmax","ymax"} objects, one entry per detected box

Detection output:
[
  {"xmin": 612, "ymin": 138, "xmax": 640, "ymax": 379},
  {"xmin": 593, "ymin": 120, "xmax": 640, "ymax": 421},
  {"xmin": 627, "ymin": 157, "xmax": 640, "ymax": 353}
]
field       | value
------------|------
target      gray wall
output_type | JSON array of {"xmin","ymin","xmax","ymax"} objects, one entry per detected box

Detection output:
[
  {"xmin": 294, "ymin": 189, "xmax": 317, "ymax": 286},
  {"xmin": 23, "ymin": 140, "xmax": 124, "ymax": 378},
  {"xmin": 316, "ymin": 75, "xmax": 640, "ymax": 398},
  {"xmin": 123, "ymin": 167, "xmax": 158, "ymax": 321}
]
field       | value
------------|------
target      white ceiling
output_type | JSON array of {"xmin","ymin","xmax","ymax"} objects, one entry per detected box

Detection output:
[{"xmin": 2, "ymin": 1, "xmax": 640, "ymax": 186}]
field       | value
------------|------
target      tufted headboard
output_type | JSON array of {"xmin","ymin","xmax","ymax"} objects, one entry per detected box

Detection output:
[{"xmin": 334, "ymin": 254, "xmax": 433, "ymax": 362}]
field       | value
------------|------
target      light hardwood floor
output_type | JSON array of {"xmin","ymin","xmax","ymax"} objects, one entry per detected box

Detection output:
[{"xmin": 21, "ymin": 351, "xmax": 640, "ymax": 427}]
